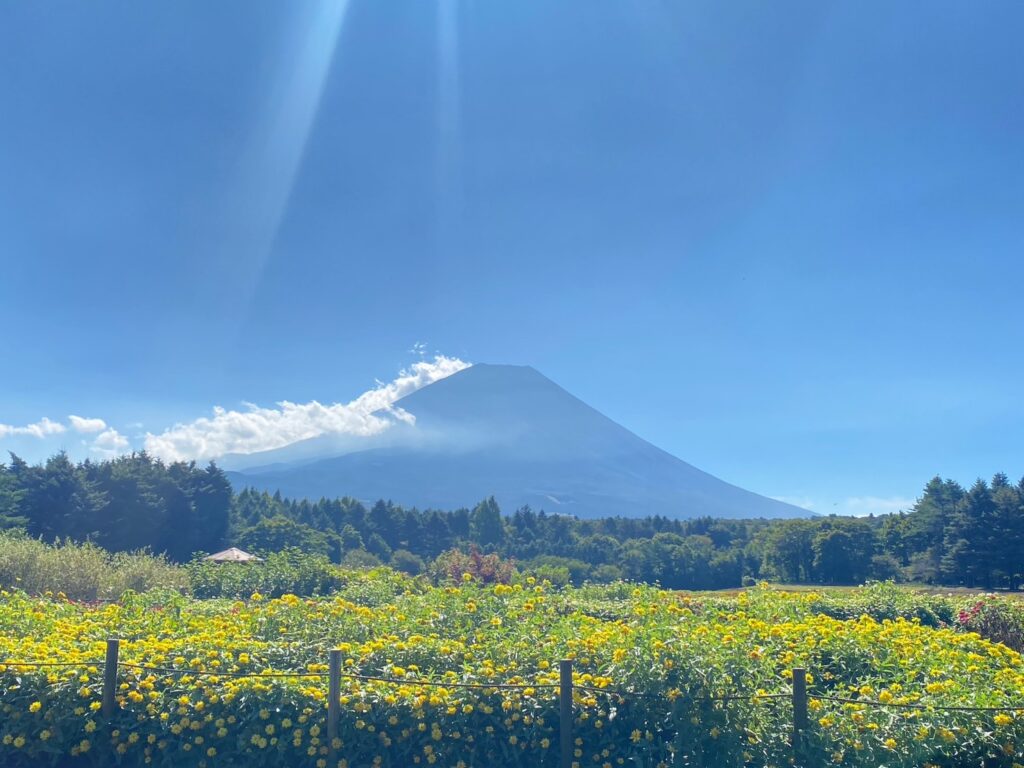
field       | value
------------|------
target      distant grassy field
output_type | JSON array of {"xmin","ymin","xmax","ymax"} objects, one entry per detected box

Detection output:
[{"xmin": 711, "ymin": 582, "xmax": 1024, "ymax": 597}]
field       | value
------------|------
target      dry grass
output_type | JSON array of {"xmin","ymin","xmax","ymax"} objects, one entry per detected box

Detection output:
[{"xmin": 0, "ymin": 531, "xmax": 187, "ymax": 600}]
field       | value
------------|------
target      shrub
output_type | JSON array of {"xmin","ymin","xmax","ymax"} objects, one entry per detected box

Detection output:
[
  {"xmin": 186, "ymin": 549, "xmax": 345, "ymax": 599},
  {"xmin": 341, "ymin": 549, "xmax": 383, "ymax": 569},
  {"xmin": 522, "ymin": 555, "xmax": 592, "ymax": 585},
  {"xmin": 389, "ymin": 548, "xmax": 425, "ymax": 575},
  {"xmin": 430, "ymin": 547, "xmax": 516, "ymax": 584},
  {"xmin": 956, "ymin": 595, "xmax": 1024, "ymax": 652},
  {"xmin": 807, "ymin": 580, "xmax": 958, "ymax": 627},
  {"xmin": 0, "ymin": 530, "xmax": 185, "ymax": 600},
  {"xmin": 236, "ymin": 516, "xmax": 337, "ymax": 559},
  {"xmin": 590, "ymin": 564, "xmax": 624, "ymax": 583}
]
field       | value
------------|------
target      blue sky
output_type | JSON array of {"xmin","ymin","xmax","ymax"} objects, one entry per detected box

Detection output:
[{"xmin": 2, "ymin": 2, "xmax": 1023, "ymax": 515}]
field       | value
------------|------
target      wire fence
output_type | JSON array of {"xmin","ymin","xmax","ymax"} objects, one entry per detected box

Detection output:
[
  {"xmin": 809, "ymin": 691, "xmax": 1024, "ymax": 713},
  {"xmin": 4, "ymin": 645, "xmax": 1024, "ymax": 766}
]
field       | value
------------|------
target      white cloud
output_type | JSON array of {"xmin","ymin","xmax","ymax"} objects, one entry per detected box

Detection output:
[
  {"xmin": 144, "ymin": 355, "xmax": 471, "ymax": 462},
  {"xmin": 69, "ymin": 415, "xmax": 107, "ymax": 434},
  {"xmin": 91, "ymin": 428, "xmax": 131, "ymax": 459},
  {"xmin": 0, "ymin": 417, "xmax": 67, "ymax": 439},
  {"xmin": 840, "ymin": 496, "xmax": 915, "ymax": 517},
  {"xmin": 773, "ymin": 494, "xmax": 915, "ymax": 517}
]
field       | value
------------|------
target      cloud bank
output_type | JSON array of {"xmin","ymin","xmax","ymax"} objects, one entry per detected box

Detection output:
[
  {"xmin": 69, "ymin": 415, "xmax": 107, "ymax": 434},
  {"xmin": 144, "ymin": 355, "xmax": 471, "ymax": 462},
  {"xmin": 0, "ymin": 417, "xmax": 67, "ymax": 439},
  {"xmin": 772, "ymin": 494, "xmax": 915, "ymax": 517},
  {"xmin": 91, "ymin": 428, "xmax": 131, "ymax": 458}
]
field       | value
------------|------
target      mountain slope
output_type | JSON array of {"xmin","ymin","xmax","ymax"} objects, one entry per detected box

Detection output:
[{"xmin": 226, "ymin": 364, "xmax": 809, "ymax": 519}]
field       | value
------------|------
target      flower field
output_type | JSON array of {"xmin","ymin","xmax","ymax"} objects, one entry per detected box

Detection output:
[{"xmin": 2, "ymin": 575, "xmax": 1024, "ymax": 767}]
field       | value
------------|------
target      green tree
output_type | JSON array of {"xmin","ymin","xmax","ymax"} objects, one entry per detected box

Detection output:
[
  {"xmin": 758, "ymin": 519, "xmax": 817, "ymax": 583},
  {"xmin": 942, "ymin": 479, "xmax": 998, "ymax": 588},
  {"xmin": 812, "ymin": 520, "xmax": 875, "ymax": 585},
  {"xmin": 470, "ymin": 497, "xmax": 505, "ymax": 548},
  {"xmin": 390, "ymin": 549, "xmax": 426, "ymax": 575},
  {"xmin": 904, "ymin": 477, "xmax": 964, "ymax": 582},
  {"xmin": 15, "ymin": 452, "xmax": 106, "ymax": 543},
  {"xmin": 989, "ymin": 474, "xmax": 1024, "ymax": 588},
  {"xmin": 0, "ymin": 463, "xmax": 26, "ymax": 529},
  {"xmin": 237, "ymin": 515, "xmax": 334, "ymax": 558}
]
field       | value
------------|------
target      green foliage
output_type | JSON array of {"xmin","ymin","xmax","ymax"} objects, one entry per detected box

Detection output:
[
  {"xmin": 186, "ymin": 549, "xmax": 346, "ymax": 599},
  {"xmin": 389, "ymin": 548, "xmax": 426, "ymax": 575},
  {"xmin": 341, "ymin": 549, "xmax": 383, "ymax": 569},
  {"xmin": 806, "ymin": 581, "xmax": 958, "ymax": 627},
  {"xmin": 956, "ymin": 595, "xmax": 1024, "ymax": 652},
  {"xmin": 470, "ymin": 495, "xmax": 505, "ymax": 547},
  {"xmin": 0, "ymin": 465, "xmax": 26, "ymax": 530},
  {"xmin": 235, "ymin": 515, "xmax": 336, "ymax": 559},
  {"xmin": 1, "ymin": 452, "xmax": 231, "ymax": 560},
  {"xmin": 0, "ymin": 530, "xmax": 186, "ymax": 600},
  {"xmin": 430, "ymin": 547, "xmax": 517, "ymax": 584},
  {"xmin": 6, "ymin": 580, "xmax": 1024, "ymax": 767},
  {"xmin": 6, "ymin": 452, "xmax": 1024, "ymax": 592},
  {"xmin": 521, "ymin": 554, "xmax": 591, "ymax": 585}
]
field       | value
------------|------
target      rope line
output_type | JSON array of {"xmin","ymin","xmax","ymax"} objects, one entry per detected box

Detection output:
[
  {"xmin": 332, "ymin": 673, "xmax": 560, "ymax": 691},
  {"xmin": 7, "ymin": 660, "xmax": 1015, "ymax": 712},
  {"xmin": 811, "ymin": 692, "xmax": 1024, "ymax": 713},
  {"xmin": 118, "ymin": 662, "xmax": 326, "ymax": 679},
  {"xmin": 2, "ymin": 659, "xmax": 784, "ymax": 699},
  {"xmin": 716, "ymin": 693, "xmax": 790, "ymax": 702},
  {"xmin": 570, "ymin": 684, "xmax": 791, "ymax": 702},
  {"xmin": 117, "ymin": 662, "xmax": 560, "ymax": 689}
]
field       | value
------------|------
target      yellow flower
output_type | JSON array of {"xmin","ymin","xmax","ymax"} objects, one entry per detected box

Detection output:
[{"xmin": 28, "ymin": 701, "xmax": 41, "ymax": 713}]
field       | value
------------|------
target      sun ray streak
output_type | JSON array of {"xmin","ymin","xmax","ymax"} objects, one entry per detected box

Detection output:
[
  {"xmin": 220, "ymin": 0, "xmax": 352, "ymax": 330},
  {"xmin": 435, "ymin": 0, "xmax": 462, "ymax": 251}
]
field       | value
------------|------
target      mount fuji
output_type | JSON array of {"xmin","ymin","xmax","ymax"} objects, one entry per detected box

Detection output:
[{"xmin": 224, "ymin": 364, "xmax": 809, "ymax": 519}]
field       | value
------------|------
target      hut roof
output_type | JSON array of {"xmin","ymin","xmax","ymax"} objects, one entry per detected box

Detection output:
[{"xmin": 204, "ymin": 547, "xmax": 262, "ymax": 563}]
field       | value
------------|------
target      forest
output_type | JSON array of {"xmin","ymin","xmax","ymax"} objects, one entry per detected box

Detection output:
[{"xmin": 2, "ymin": 452, "xmax": 1022, "ymax": 590}]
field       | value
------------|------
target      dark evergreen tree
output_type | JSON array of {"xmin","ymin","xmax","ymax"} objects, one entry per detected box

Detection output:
[
  {"xmin": 942, "ymin": 479, "xmax": 998, "ymax": 588},
  {"xmin": 470, "ymin": 497, "xmax": 504, "ymax": 548}
]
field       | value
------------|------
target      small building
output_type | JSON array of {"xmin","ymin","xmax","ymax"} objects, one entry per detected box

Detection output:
[{"xmin": 204, "ymin": 547, "xmax": 262, "ymax": 563}]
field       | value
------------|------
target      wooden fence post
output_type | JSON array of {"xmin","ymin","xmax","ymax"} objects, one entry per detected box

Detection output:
[
  {"xmin": 791, "ymin": 667, "xmax": 808, "ymax": 764},
  {"xmin": 328, "ymin": 649, "xmax": 341, "ymax": 758},
  {"xmin": 102, "ymin": 638, "xmax": 120, "ymax": 719},
  {"xmin": 560, "ymin": 659, "xmax": 573, "ymax": 768}
]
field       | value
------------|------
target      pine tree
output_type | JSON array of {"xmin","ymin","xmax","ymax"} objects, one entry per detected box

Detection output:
[
  {"xmin": 942, "ymin": 479, "xmax": 997, "ymax": 588},
  {"xmin": 470, "ymin": 497, "xmax": 505, "ymax": 548}
]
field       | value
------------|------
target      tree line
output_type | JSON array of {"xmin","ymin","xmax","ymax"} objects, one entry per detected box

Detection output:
[
  {"xmin": 2, "ymin": 452, "xmax": 1022, "ymax": 589},
  {"xmin": 0, "ymin": 452, "xmax": 231, "ymax": 561}
]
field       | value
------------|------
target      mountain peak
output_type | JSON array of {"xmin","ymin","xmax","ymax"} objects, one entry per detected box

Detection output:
[
  {"xmin": 426, "ymin": 362, "xmax": 551, "ymax": 388},
  {"xmin": 229, "ymin": 364, "xmax": 811, "ymax": 520}
]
